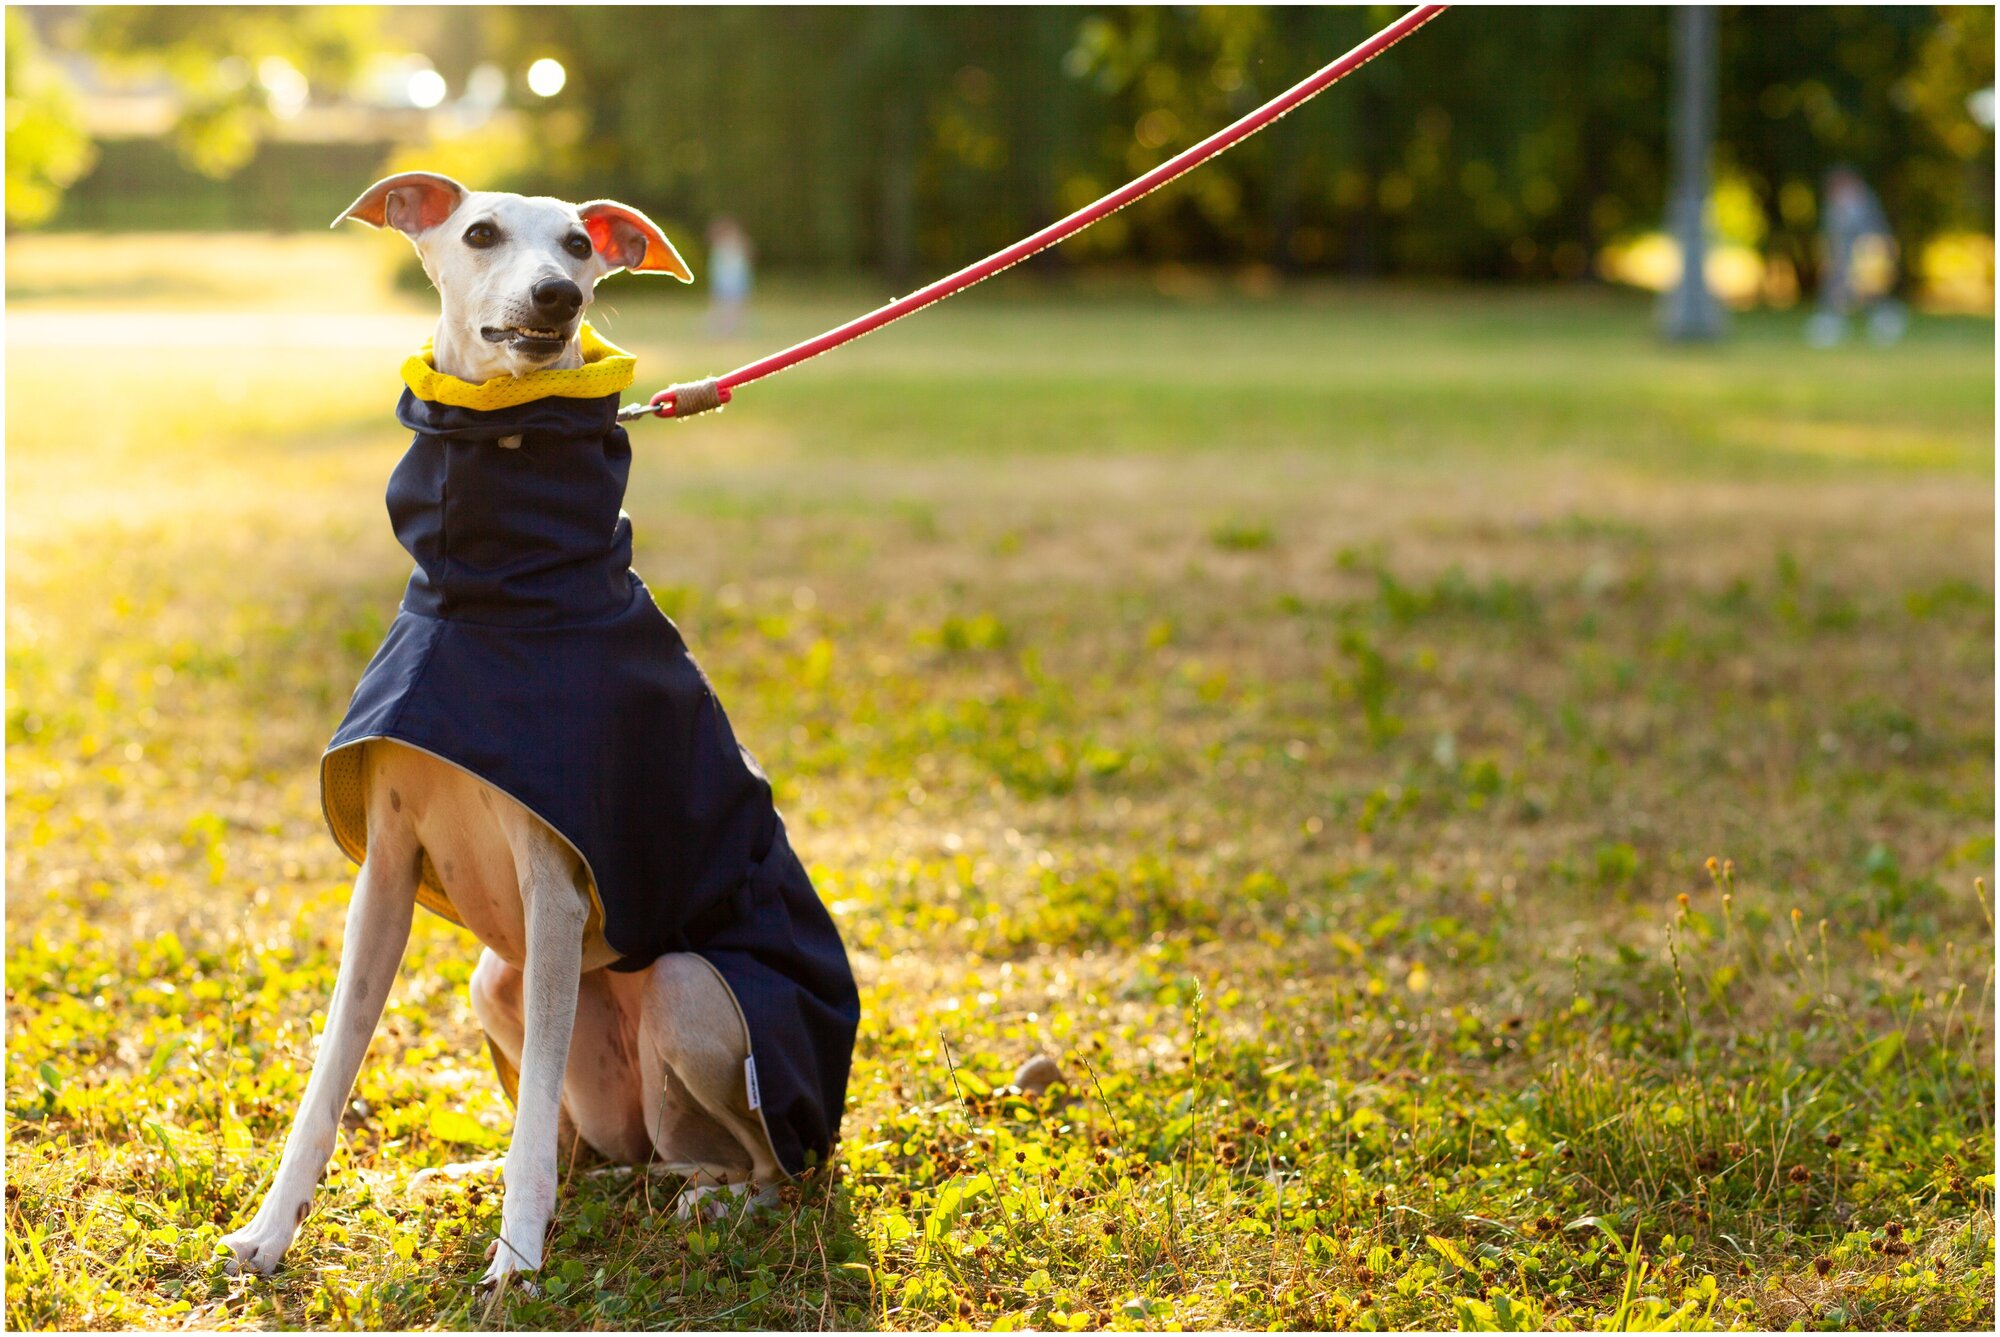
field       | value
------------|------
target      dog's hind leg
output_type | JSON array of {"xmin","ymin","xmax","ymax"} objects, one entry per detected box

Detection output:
[
  {"xmin": 624, "ymin": 953, "xmax": 785, "ymax": 1220},
  {"xmin": 479, "ymin": 824, "xmax": 590, "ymax": 1290},
  {"xmin": 222, "ymin": 785, "xmax": 420, "ymax": 1276}
]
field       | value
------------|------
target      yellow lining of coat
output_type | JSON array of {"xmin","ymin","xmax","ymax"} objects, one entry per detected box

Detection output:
[{"xmin": 400, "ymin": 322, "xmax": 636, "ymax": 410}]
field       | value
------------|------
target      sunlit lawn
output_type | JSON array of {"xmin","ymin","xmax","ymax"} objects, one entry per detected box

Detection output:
[{"xmin": 5, "ymin": 233, "xmax": 1993, "ymax": 1330}]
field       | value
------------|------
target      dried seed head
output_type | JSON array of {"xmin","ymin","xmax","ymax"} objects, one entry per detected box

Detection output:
[{"xmin": 1814, "ymin": 1256, "xmax": 1832, "ymax": 1277}]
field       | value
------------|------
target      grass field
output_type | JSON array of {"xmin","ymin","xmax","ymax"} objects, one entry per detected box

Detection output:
[{"xmin": 5, "ymin": 233, "xmax": 1994, "ymax": 1331}]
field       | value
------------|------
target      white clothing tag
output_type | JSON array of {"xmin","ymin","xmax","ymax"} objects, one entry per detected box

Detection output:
[{"xmin": 744, "ymin": 1056, "xmax": 761, "ymax": 1111}]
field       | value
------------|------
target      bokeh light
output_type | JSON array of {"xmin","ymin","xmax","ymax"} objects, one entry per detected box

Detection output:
[
  {"xmin": 406, "ymin": 67, "xmax": 447, "ymax": 110},
  {"xmin": 256, "ymin": 56, "xmax": 308, "ymax": 120},
  {"xmin": 527, "ymin": 57, "xmax": 566, "ymax": 98}
]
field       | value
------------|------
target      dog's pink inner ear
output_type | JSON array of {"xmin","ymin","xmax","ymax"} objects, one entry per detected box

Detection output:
[
  {"xmin": 583, "ymin": 214, "xmax": 651, "ymax": 271},
  {"xmin": 385, "ymin": 184, "xmax": 460, "ymax": 234},
  {"xmin": 578, "ymin": 201, "xmax": 691, "ymax": 280},
  {"xmin": 336, "ymin": 172, "xmax": 466, "ymax": 236}
]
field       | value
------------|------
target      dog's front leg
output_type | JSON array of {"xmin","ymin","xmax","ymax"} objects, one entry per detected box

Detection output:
[
  {"xmin": 481, "ymin": 840, "xmax": 589, "ymax": 1289},
  {"xmin": 222, "ymin": 843, "xmax": 418, "ymax": 1275}
]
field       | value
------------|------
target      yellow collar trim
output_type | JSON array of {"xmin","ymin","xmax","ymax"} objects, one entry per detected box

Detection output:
[{"xmin": 401, "ymin": 323, "xmax": 636, "ymax": 410}]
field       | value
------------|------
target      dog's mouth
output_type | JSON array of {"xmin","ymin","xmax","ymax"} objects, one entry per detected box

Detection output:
[{"xmin": 480, "ymin": 325, "xmax": 571, "ymax": 357}]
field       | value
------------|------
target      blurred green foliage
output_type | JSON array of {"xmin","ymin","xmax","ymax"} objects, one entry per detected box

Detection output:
[
  {"xmin": 5, "ymin": 10, "xmax": 99, "ymax": 225},
  {"xmin": 15, "ymin": 5, "xmax": 1996, "ymax": 284},
  {"xmin": 78, "ymin": 5, "xmax": 380, "ymax": 178},
  {"xmin": 469, "ymin": 5, "xmax": 1996, "ymax": 282}
]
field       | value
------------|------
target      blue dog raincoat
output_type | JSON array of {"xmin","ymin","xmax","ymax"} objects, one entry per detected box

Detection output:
[{"xmin": 320, "ymin": 325, "xmax": 859, "ymax": 1177}]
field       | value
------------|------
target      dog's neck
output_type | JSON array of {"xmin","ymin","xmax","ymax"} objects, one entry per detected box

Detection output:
[{"xmin": 429, "ymin": 318, "xmax": 585, "ymax": 384}]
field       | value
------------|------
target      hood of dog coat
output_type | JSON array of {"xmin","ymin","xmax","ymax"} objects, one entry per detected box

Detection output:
[{"xmin": 319, "ymin": 334, "xmax": 861, "ymax": 1177}]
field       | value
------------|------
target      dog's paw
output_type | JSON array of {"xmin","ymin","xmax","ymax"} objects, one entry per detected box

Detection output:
[
  {"xmin": 672, "ymin": 1180, "xmax": 775, "ymax": 1223},
  {"xmin": 409, "ymin": 1158, "xmax": 504, "ymax": 1198},
  {"xmin": 476, "ymin": 1237, "xmax": 541, "ymax": 1297},
  {"xmin": 219, "ymin": 1221, "xmax": 294, "ymax": 1277}
]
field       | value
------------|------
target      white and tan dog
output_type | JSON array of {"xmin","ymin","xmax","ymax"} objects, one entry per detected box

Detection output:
[{"xmin": 222, "ymin": 174, "xmax": 782, "ymax": 1291}]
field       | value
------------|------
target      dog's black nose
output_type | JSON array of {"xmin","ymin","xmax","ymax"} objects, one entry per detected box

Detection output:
[{"xmin": 531, "ymin": 277, "xmax": 583, "ymax": 321}]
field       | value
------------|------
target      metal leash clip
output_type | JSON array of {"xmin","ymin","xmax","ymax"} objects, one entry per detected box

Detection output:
[{"xmin": 617, "ymin": 378, "xmax": 730, "ymax": 422}]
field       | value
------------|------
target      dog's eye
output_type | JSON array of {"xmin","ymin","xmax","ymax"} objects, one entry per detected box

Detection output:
[
  {"xmin": 463, "ymin": 222, "xmax": 498, "ymax": 249},
  {"xmin": 565, "ymin": 234, "xmax": 592, "ymax": 260}
]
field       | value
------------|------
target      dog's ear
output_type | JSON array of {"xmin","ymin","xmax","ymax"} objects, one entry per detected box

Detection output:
[
  {"xmin": 577, "ymin": 200, "xmax": 693, "ymax": 281},
  {"xmin": 333, "ymin": 172, "xmax": 467, "ymax": 237}
]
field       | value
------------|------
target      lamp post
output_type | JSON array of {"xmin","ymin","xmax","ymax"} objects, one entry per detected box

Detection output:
[{"xmin": 1661, "ymin": 4, "xmax": 1725, "ymax": 342}]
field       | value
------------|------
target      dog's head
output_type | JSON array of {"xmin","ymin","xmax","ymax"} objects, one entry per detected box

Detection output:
[{"xmin": 336, "ymin": 172, "xmax": 690, "ymax": 380}]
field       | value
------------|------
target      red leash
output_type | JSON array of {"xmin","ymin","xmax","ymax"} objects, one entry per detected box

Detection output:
[{"xmin": 621, "ymin": 3, "xmax": 1448, "ymax": 423}]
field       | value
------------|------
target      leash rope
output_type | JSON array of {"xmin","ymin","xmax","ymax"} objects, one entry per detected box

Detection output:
[{"xmin": 618, "ymin": 3, "xmax": 1447, "ymax": 424}]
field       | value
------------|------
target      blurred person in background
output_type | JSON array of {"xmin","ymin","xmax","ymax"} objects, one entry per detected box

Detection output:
[
  {"xmin": 707, "ymin": 215, "xmax": 753, "ymax": 337},
  {"xmin": 1807, "ymin": 164, "xmax": 1908, "ymax": 348}
]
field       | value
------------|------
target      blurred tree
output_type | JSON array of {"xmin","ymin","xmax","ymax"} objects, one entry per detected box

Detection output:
[
  {"xmin": 1718, "ymin": 4, "xmax": 1994, "ymax": 293},
  {"xmin": 6, "ymin": 9, "xmax": 99, "ymax": 225},
  {"xmin": 25, "ymin": 4, "xmax": 1996, "ymax": 296},
  {"xmin": 80, "ymin": 5, "xmax": 383, "ymax": 178}
]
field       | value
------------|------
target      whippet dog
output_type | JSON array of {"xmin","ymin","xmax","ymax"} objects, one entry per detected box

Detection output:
[{"xmin": 222, "ymin": 173, "xmax": 858, "ymax": 1290}]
